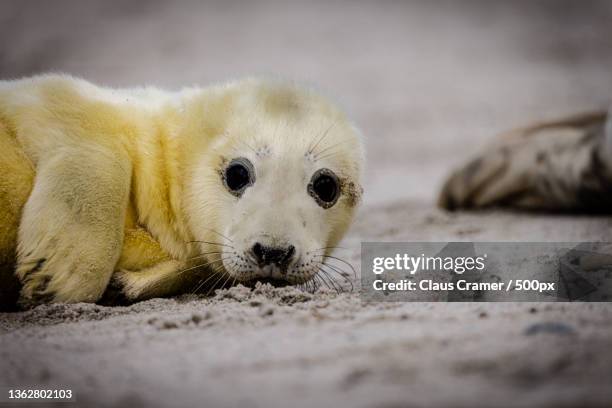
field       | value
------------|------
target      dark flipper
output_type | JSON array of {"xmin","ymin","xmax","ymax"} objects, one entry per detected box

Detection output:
[{"xmin": 439, "ymin": 111, "xmax": 612, "ymax": 213}]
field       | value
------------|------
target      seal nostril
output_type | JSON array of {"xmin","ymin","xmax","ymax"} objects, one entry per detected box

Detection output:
[
  {"xmin": 282, "ymin": 245, "xmax": 295, "ymax": 265},
  {"xmin": 252, "ymin": 242, "xmax": 264, "ymax": 264}
]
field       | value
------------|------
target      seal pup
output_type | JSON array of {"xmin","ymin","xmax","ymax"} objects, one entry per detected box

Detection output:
[{"xmin": 0, "ymin": 75, "xmax": 363, "ymax": 307}]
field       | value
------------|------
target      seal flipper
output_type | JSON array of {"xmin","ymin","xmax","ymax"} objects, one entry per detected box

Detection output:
[{"xmin": 439, "ymin": 111, "xmax": 612, "ymax": 212}]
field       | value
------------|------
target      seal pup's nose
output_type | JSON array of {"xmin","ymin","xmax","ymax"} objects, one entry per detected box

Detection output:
[{"xmin": 251, "ymin": 243, "xmax": 295, "ymax": 268}]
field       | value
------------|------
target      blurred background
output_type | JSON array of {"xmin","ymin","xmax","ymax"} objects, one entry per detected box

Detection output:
[{"xmin": 2, "ymin": 0, "xmax": 611, "ymax": 209}]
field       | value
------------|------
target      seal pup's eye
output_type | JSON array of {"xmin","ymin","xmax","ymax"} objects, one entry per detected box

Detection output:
[
  {"xmin": 223, "ymin": 157, "xmax": 255, "ymax": 196},
  {"xmin": 308, "ymin": 168, "xmax": 340, "ymax": 208}
]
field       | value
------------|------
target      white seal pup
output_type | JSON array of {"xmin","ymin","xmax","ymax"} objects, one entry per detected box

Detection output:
[{"xmin": 0, "ymin": 75, "xmax": 363, "ymax": 307}]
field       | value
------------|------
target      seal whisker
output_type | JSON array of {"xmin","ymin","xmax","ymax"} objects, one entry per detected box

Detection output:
[
  {"xmin": 314, "ymin": 275, "xmax": 330, "ymax": 292},
  {"xmin": 318, "ymin": 266, "xmax": 347, "ymax": 292},
  {"xmin": 187, "ymin": 240, "xmax": 234, "ymax": 248},
  {"xmin": 319, "ymin": 260, "xmax": 352, "ymax": 281},
  {"xmin": 304, "ymin": 278, "xmax": 314, "ymax": 293},
  {"xmin": 313, "ymin": 254, "xmax": 357, "ymax": 278},
  {"xmin": 205, "ymin": 271, "xmax": 230, "ymax": 297},
  {"xmin": 311, "ymin": 276, "xmax": 320, "ymax": 292},
  {"xmin": 313, "ymin": 138, "xmax": 354, "ymax": 160},
  {"xmin": 313, "ymin": 150, "xmax": 345, "ymax": 162},
  {"xmin": 199, "ymin": 228, "xmax": 234, "ymax": 243},
  {"xmin": 315, "ymin": 260, "xmax": 352, "ymax": 291},
  {"xmin": 311, "ymin": 276, "xmax": 322, "ymax": 292},
  {"xmin": 318, "ymin": 265, "xmax": 344, "ymax": 292},
  {"xmin": 315, "ymin": 268, "xmax": 340, "ymax": 293},
  {"xmin": 221, "ymin": 272, "xmax": 234, "ymax": 289},
  {"xmin": 178, "ymin": 257, "xmax": 229, "ymax": 276},
  {"xmin": 320, "ymin": 261, "xmax": 351, "ymax": 280},
  {"xmin": 308, "ymin": 246, "xmax": 348, "ymax": 253},
  {"xmin": 312, "ymin": 274, "xmax": 326, "ymax": 290},
  {"xmin": 190, "ymin": 270, "xmax": 222, "ymax": 294},
  {"xmin": 321, "ymin": 262, "xmax": 354, "ymax": 292},
  {"xmin": 191, "ymin": 255, "xmax": 231, "ymax": 294},
  {"xmin": 225, "ymin": 258, "xmax": 241, "ymax": 288},
  {"xmin": 333, "ymin": 272, "xmax": 354, "ymax": 292},
  {"xmin": 209, "ymin": 270, "xmax": 234, "ymax": 296},
  {"xmin": 187, "ymin": 251, "xmax": 226, "ymax": 260},
  {"xmin": 308, "ymin": 120, "xmax": 338, "ymax": 155},
  {"xmin": 188, "ymin": 251, "xmax": 235, "ymax": 262},
  {"xmin": 300, "ymin": 279, "xmax": 309, "ymax": 292}
]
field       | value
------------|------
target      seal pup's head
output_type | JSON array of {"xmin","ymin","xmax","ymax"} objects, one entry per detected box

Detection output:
[{"xmin": 184, "ymin": 79, "xmax": 363, "ymax": 287}]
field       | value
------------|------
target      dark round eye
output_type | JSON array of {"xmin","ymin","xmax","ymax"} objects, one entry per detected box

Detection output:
[
  {"xmin": 308, "ymin": 168, "xmax": 340, "ymax": 208},
  {"xmin": 223, "ymin": 157, "xmax": 255, "ymax": 196}
]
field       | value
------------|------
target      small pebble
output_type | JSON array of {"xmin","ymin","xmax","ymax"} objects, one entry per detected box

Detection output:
[{"xmin": 525, "ymin": 321, "xmax": 576, "ymax": 336}]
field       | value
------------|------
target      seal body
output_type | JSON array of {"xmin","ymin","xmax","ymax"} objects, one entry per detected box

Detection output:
[
  {"xmin": 439, "ymin": 111, "xmax": 612, "ymax": 211},
  {"xmin": 0, "ymin": 75, "xmax": 363, "ymax": 307}
]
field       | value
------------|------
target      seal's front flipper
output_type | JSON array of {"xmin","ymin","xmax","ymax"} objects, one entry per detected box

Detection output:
[
  {"xmin": 110, "ymin": 260, "xmax": 196, "ymax": 302},
  {"xmin": 16, "ymin": 146, "xmax": 131, "ymax": 307}
]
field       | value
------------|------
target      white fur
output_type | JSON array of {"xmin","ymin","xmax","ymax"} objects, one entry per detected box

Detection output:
[{"xmin": 0, "ymin": 74, "xmax": 363, "ymax": 304}]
